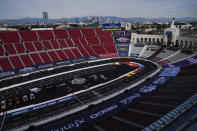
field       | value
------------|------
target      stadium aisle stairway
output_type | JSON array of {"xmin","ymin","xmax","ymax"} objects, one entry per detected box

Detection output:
[{"xmin": 148, "ymin": 46, "xmax": 165, "ymax": 59}]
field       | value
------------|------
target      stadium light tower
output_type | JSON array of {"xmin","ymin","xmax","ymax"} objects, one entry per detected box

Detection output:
[{"xmin": 42, "ymin": 11, "xmax": 48, "ymax": 28}]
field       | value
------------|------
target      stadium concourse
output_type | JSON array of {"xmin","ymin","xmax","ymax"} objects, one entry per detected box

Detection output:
[{"xmin": 0, "ymin": 28, "xmax": 196, "ymax": 131}]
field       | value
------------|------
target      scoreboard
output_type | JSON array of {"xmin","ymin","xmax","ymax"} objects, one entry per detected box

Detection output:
[
  {"xmin": 102, "ymin": 24, "xmax": 121, "ymax": 31},
  {"xmin": 166, "ymin": 31, "xmax": 172, "ymax": 35}
]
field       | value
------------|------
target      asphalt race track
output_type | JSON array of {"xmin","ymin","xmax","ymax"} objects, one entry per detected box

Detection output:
[{"xmin": 0, "ymin": 58, "xmax": 159, "ymax": 130}]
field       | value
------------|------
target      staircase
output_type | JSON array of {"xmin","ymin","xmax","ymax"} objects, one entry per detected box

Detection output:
[{"xmin": 148, "ymin": 46, "xmax": 165, "ymax": 59}]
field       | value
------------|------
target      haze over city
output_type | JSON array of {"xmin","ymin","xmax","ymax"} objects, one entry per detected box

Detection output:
[{"xmin": 0, "ymin": 0, "xmax": 197, "ymax": 19}]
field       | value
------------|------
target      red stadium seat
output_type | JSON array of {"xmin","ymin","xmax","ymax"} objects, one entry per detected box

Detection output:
[
  {"xmin": 58, "ymin": 40, "xmax": 68, "ymax": 48},
  {"xmin": 65, "ymin": 39, "xmax": 74, "ymax": 47},
  {"xmin": 80, "ymin": 28, "xmax": 95, "ymax": 37},
  {"xmin": 0, "ymin": 28, "xmax": 118, "ymax": 73},
  {"xmin": 0, "ymin": 32, "xmax": 20, "ymax": 44},
  {"xmin": 33, "ymin": 42, "xmax": 44, "ymax": 51},
  {"xmin": 9, "ymin": 56, "xmax": 24, "ymax": 69},
  {"xmin": 78, "ymin": 46, "xmax": 90, "ymax": 57},
  {"xmin": 63, "ymin": 49, "xmax": 76, "ymax": 59},
  {"xmin": 39, "ymin": 52, "xmax": 52, "ymax": 63},
  {"xmin": 19, "ymin": 31, "xmax": 38, "ymax": 42},
  {"xmin": 24, "ymin": 42, "xmax": 36, "ymax": 52},
  {"xmin": 42, "ymin": 41, "xmax": 53, "ymax": 50},
  {"xmin": 56, "ymin": 50, "xmax": 68, "ymax": 60},
  {"xmin": 20, "ymin": 55, "xmax": 34, "ymax": 67},
  {"xmin": 14, "ymin": 43, "xmax": 26, "ymax": 54},
  {"xmin": 71, "ymin": 48, "xmax": 83, "ymax": 58},
  {"xmin": 95, "ymin": 28, "xmax": 112, "ymax": 37},
  {"xmin": 4, "ymin": 44, "xmax": 17, "ymax": 55},
  {"xmin": 50, "ymin": 40, "xmax": 60, "ymax": 49},
  {"xmin": 103, "ymin": 45, "xmax": 117, "ymax": 54},
  {"xmin": 30, "ymin": 53, "xmax": 43, "ymax": 65},
  {"xmin": 83, "ymin": 45, "xmax": 96, "ymax": 56},
  {"xmin": 67, "ymin": 29, "xmax": 82, "ymax": 38},
  {"xmin": 0, "ymin": 45, "xmax": 4, "ymax": 56},
  {"xmin": 99, "ymin": 36, "xmax": 114, "ymax": 45},
  {"xmin": 48, "ymin": 51, "xmax": 60, "ymax": 62},
  {"xmin": 37, "ymin": 30, "xmax": 54, "ymax": 41},
  {"xmin": 94, "ymin": 28, "xmax": 103, "ymax": 36},
  {"xmin": 79, "ymin": 38, "xmax": 88, "ymax": 46},
  {"xmin": 72, "ymin": 38, "xmax": 82, "ymax": 47},
  {"xmin": 0, "ymin": 58, "xmax": 12, "ymax": 72},
  {"xmin": 86, "ymin": 37, "xmax": 100, "ymax": 45},
  {"xmin": 53, "ymin": 30, "xmax": 69, "ymax": 39},
  {"xmin": 91, "ymin": 45, "xmax": 107, "ymax": 54}
]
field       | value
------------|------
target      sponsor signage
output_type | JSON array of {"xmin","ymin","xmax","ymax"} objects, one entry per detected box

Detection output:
[
  {"xmin": 38, "ymin": 63, "xmax": 53, "ymax": 69},
  {"xmin": 18, "ymin": 67, "xmax": 36, "ymax": 73},
  {"xmin": 99, "ymin": 53, "xmax": 119, "ymax": 58},
  {"xmin": 166, "ymin": 31, "xmax": 172, "ymax": 35},
  {"xmin": 159, "ymin": 67, "xmax": 180, "ymax": 77},
  {"xmin": 120, "ymin": 93, "xmax": 141, "ymax": 105},
  {"xmin": 152, "ymin": 77, "xmax": 169, "ymax": 85},
  {"xmin": 0, "ymin": 71, "xmax": 15, "ymax": 78},
  {"xmin": 89, "ymin": 105, "xmax": 118, "ymax": 119},
  {"xmin": 0, "ymin": 55, "xmax": 99, "ymax": 78},
  {"xmin": 116, "ymin": 44, "xmax": 130, "ymax": 57},
  {"xmin": 119, "ymin": 48, "xmax": 128, "ymax": 51},
  {"xmin": 116, "ymin": 37, "xmax": 130, "ymax": 43},
  {"xmin": 6, "ymin": 95, "xmax": 75, "ymax": 118},
  {"xmin": 102, "ymin": 24, "xmax": 121, "ymax": 31},
  {"xmin": 139, "ymin": 84, "xmax": 157, "ymax": 94}
]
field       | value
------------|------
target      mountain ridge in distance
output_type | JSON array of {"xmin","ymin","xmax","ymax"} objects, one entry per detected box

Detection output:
[{"xmin": 0, "ymin": 16, "xmax": 197, "ymax": 24}]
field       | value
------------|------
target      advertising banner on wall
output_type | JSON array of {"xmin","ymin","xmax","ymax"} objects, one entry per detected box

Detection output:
[
  {"xmin": 116, "ymin": 44, "xmax": 130, "ymax": 57},
  {"xmin": 0, "ymin": 55, "xmax": 100, "ymax": 78},
  {"xmin": 116, "ymin": 37, "xmax": 130, "ymax": 43},
  {"xmin": 159, "ymin": 67, "xmax": 180, "ymax": 77},
  {"xmin": 99, "ymin": 53, "xmax": 119, "ymax": 58}
]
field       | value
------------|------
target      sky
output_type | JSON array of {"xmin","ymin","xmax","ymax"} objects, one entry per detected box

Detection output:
[{"xmin": 0, "ymin": 0, "xmax": 197, "ymax": 19}]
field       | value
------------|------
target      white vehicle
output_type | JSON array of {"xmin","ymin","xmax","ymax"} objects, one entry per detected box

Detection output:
[
  {"xmin": 30, "ymin": 93, "xmax": 36, "ymax": 100},
  {"xmin": 30, "ymin": 88, "xmax": 41, "ymax": 93},
  {"xmin": 23, "ymin": 95, "xmax": 28, "ymax": 102}
]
